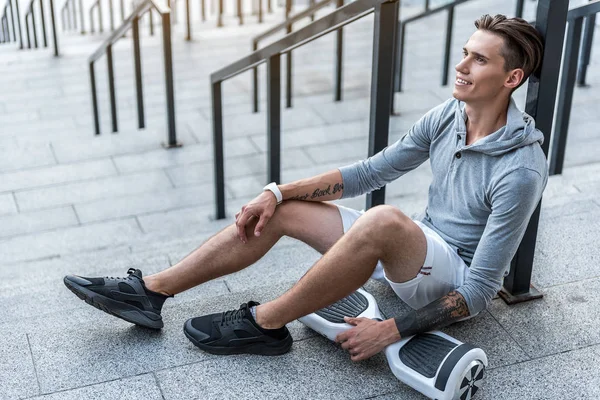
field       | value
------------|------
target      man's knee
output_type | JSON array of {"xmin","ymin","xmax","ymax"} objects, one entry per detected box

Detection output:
[{"xmin": 360, "ymin": 205, "xmax": 411, "ymax": 237}]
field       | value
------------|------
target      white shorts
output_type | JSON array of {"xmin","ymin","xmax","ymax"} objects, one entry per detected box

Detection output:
[{"xmin": 336, "ymin": 204, "xmax": 471, "ymax": 310}]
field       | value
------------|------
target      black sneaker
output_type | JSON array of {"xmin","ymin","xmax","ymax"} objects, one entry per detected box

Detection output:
[
  {"xmin": 63, "ymin": 268, "xmax": 171, "ymax": 329},
  {"xmin": 183, "ymin": 301, "xmax": 293, "ymax": 356}
]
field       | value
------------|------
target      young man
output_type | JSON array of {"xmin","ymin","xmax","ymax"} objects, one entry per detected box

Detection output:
[{"xmin": 64, "ymin": 14, "xmax": 547, "ymax": 361}]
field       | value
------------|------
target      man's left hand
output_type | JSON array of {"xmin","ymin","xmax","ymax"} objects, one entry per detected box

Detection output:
[{"xmin": 335, "ymin": 317, "xmax": 401, "ymax": 362}]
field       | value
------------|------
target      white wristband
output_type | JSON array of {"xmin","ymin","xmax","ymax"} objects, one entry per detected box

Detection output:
[{"xmin": 263, "ymin": 182, "xmax": 283, "ymax": 205}]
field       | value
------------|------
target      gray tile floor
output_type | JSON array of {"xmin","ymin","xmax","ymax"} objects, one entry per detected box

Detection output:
[{"xmin": 1, "ymin": 0, "xmax": 600, "ymax": 398}]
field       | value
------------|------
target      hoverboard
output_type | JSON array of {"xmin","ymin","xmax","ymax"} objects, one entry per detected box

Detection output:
[{"xmin": 297, "ymin": 289, "xmax": 487, "ymax": 400}]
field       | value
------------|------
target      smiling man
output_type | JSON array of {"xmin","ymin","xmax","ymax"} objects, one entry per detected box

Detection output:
[{"xmin": 64, "ymin": 15, "xmax": 547, "ymax": 361}]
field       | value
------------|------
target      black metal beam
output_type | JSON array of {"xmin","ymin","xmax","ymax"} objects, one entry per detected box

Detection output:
[
  {"xmin": 161, "ymin": 11, "xmax": 179, "ymax": 147},
  {"xmin": 515, "ymin": 0, "xmax": 524, "ymax": 18},
  {"xmin": 550, "ymin": 17, "xmax": 582, "ymax": 176},
  {"xmin": 441, "ymin": 6, "xmax": 454, "ymax": 86},
  {"xmin": 334, "ymin": 0, "xmax": 343, "ymax": 101},
  {"xmin": 49, "ymin": 0, "xmax": 58, "ymax": 55},
  {"xmin": 577, "ymin": 14, "xmax": 595, "ymax": 86},
  {"xmin": 14, "ymin": 0, "xmax": 23, "ymax": 49},
  {"xmin": 90, "ymin": 62, "xmax": 100, "ymax": 135},
  {"xmin": 212, "ymin": 82, "xmax": 225, "ymax": 219},
  {"xmin": 267, "ymin": 54, "xmax": 282, "ymax": 185},
  {"xmin": 365, "ymin": 0, "xmax": 398, "ymax": 210},
  {"xmin": 107, "ymin": 44, "xmax": 118, "ymax": 133},
  {"xmin": 132, "ymin": 16, "xmax": 145, "ymax": 129},
  {"xmin": 500, "ymin": 0, "xmax": 569, "ymax": 303}
]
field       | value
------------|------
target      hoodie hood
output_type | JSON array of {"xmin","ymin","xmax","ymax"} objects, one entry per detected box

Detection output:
[{"xmin": 455, "ymin": 98, "xmax": 545, "ymax": 157}]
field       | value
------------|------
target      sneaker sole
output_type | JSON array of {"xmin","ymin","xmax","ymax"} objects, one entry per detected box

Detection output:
[
  {"xmin": 64, "ymin": 276, "xmax": 163, "ymax": 330},
  {"xmin": 183, "ymin": 320, "xmax": 292, "ymax": 356}
]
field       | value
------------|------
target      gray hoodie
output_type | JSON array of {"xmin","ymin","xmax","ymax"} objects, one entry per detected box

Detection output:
[{"xmin": 338, "ymin": 97, "xmax": 548, "ymax": 316}]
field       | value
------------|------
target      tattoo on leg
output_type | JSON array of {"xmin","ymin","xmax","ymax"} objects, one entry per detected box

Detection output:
[{"xmin": 394, "ymin": 291, "xmax": 471, "ymax": 338}]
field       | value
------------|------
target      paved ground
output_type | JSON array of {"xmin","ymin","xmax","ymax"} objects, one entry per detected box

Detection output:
[{"xmin": 1, "ymin": 0, "xmax": 600, "ymax": 398}]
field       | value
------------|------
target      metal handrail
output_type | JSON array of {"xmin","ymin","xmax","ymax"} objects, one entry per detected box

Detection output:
[
  {"xmin": 251, "ymin": 0, "xmax": 341, "ymax": 112},
  {"xmin": 551, "ymin": 0, "xmax": 600, "ymax": 175},
  {"xmin": 61, "ymin": 0, "xmax": 77, "ymax": 31},
  {"xmin": 393, "ymin": 0, "xmax": 526, "ymax": 100},
  {"xmin": 212, "ymin": 0, "xmax": 380, "ymax": 83},
  {"xmin": 25, "ymin": 0, "xmax": 48, "ymax": 48},
  {"xmin": 210, "ymin": 0, "xmax": 400, "ymax": 220},
  {"xmin": 393, "ymin": 0, "xmax": 471, "ymax": 95},
  {"xmin": 88, "ymin": 0, "xmax": 179, "ymax": 148},
  {"xmin": 1, "ymin": 0, "xmax": 20, "ymax": 47},
  {"xmin": 89, "ymin": 0, "xmax": 102, "ymax": 32}
]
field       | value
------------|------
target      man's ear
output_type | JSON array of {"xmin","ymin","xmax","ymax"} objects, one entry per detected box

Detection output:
[{"xmin": 505, "ymin": 68, "xmax": 525, "ymax": 90}]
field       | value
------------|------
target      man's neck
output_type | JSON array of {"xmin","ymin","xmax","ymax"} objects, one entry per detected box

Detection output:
[{"xmin": 464, "ymin": 97, "xmax": 510, "ymax": 146}]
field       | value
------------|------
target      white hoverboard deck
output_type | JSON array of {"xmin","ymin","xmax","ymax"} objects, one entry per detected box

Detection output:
[{"xmin": 298, "ymin": 289, "xmax": 488, "ymax": 400}]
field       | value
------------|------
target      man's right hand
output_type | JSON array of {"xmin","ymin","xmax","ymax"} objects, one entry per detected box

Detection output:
[{"xmin": 235, "ymin": 190, "xmax": 278, "ymax": 243}]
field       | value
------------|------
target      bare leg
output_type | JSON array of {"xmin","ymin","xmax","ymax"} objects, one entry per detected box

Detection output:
[
  {"xmin": 256, "ymin": 205, "xmax": 427, "ymax": 329},
  {"xmin": 144, "ymin": 201, "xmax": 345, "ymax": 296}
]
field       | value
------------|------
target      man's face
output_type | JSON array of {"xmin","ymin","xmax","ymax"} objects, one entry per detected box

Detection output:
[{"xmin": 453, "ymin": 30, "xmax": 519, "ymax": 103}]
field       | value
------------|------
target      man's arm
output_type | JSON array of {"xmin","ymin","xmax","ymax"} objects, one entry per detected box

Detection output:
[
  {"xmin": 278, "ymin": 169, "xmax": 345, "ymax": 202},
  {"xmin": 393, "ymin": 290, "xmax": 470, "ymax": 337}
]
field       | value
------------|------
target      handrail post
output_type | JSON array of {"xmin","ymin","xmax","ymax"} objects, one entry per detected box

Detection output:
[
  {"xmin": 161, "ymin": 10, "xmax": 179, "ymax": 147},
  {"xmin": 258, "ymin": 0, "xmax": 262, "ymax": 23},
  {"xmin": 98, "ymin": 0, "xmax": 103, "ymax": 32},
  {"xmin": 132, "ymin": 15, "xmax": 145, "ymax": 129},
  {"xmin": 9, "ymin": 0, "xmax": 16, "ymax": 42},
  {"xmin": 252, "ymin": 40, "xmax": 259, "ymax": 112},
  {"xmin": 424, "ymin": 0, "xmax": 429, "ymax": 11},
  {"xmin": 285, "ymin": 18, "xmax": 292, "ymax": 108},
  {"xmin": 237, "ymin": 0, "xmax": 243, "ymax": 25},
  {"xmin": 309, "ymin": 0, "xmax": 314, "ymax": 21},
  {"xmin": 500, "ymin": 0, "xmax": 569, "ymax": 304},
  {"xmin": 515, "ymin": 0, "xmax": 524, "ymax": 18},
  {"xmin": 441, "ymin": 5, "xmax": 454, "ymax": 86},
  {"xmin": 25, "ymin": 12, "xmax": 30, "ymax": 48},
  {"xmin": 212, "ymin": 81, "xmax": 225, "ymax": 219},
  {"xmin": 267, "ymin": 54, "xmax": 282, "ymax": 186},
  {"xmin": 14, "ymin": 0, "xmax": 23, "ymax": 49},
  {"xmin": 185, "ymin": 0, "xmax": 190, "ymax": 40},
  {"xmin": 217, "ymin": 0, "xmax": 223, "ymax": 27},
  {"xmin": 67, "ymin": 0, "xmax": 72, "ymax": 29},
  {"xmin": 79, "ymin": 0, "xmax": 85, "ymax": 33},
  {"xmin": 550, "ymin": 17, "xmax": 583, "ymax": 176},
  {"xmin": 149, "ymin": 8, "xmax": 153, "ymax": 35},
  {"xmin": 90, "ymin": 61, "xmax": 100, "ymax": 135},
  {"xmin": 267, "ymin": 0, "xmax": 271, "ymax": 13},
  {"xmin": 106, "ymin": 44, "xmax": 118, "ymax": 133},
  {"xmin": 89, "ymin": 4, "xmax": 94, "ymax": 32},
  {"xmin": 394, "ymin": 21, "xmax": 405, "ymax": 92},
  {"xmin": 31, "ymin": 4, "xmax": 38, "ymax": 48},
  {"xmin": 577, "ymin": 14, "xmax": 595, "ymax": 86},
  {"xmin": 109, "ymin": 0, "xmax": 114, "ymax": 30},
  {"xmin": 71, "ymin": 0, "xmax": 77, "ymax": 30},
  {"xmin": 201, "ymin": 0, "xmax": 205, "ymax": 21},
  {"xmin": 39, "ymin": 0, "xmax": 47, "ymax": 47},
  {"xmin": 365, "ymin": 0, "xmax": 398, "ymax": 210},
  {"xmin": 334, "ymin": 0, "xmax": 344, "ymax": 101},
  {"xmin": 120, "ymin": 0, "xmax": 124, "ymax": 20}
]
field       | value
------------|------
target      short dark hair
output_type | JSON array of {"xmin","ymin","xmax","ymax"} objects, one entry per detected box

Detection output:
[{"xmin": 474, "ymin": 14, "xmax": 544, "ymax": 89}]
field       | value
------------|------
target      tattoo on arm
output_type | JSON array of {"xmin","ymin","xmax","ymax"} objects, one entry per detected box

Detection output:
[
  {"xmin": 332, "ymin": 182, "xmax": 344, "ymax": 194},
  {"xmin": 289, "ymin": 193, "xmax": 310, "ymax": 201},
  {"xmin": 394, "ymin": 291, "xmax": 470, "ymax": 338},
  {"xmin": 289, "ymin": 182, "xmax": 343, "ymax": 201}
]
